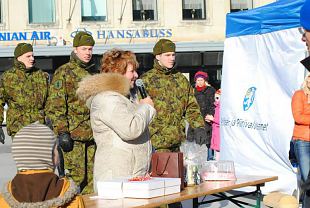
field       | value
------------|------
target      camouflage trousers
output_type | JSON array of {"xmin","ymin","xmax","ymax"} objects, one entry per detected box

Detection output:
[{"xmin": 64, "ymin": 140, "xmax": 95, "ymax": 195}]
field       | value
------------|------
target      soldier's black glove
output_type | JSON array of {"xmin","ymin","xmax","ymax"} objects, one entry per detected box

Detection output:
[
  {"xmin": 57, "ymin": 144, "xmax": 65, "ymax": 177},
  {"xmin": 0, "ymin": 127, "xmax": 5, "ymax": 144},
  {"xmin": 194, "ymin": 127, "xmax": 207, "ymax": 145},
  {"xmin": 58, "ymin": 132, "xmax": 74, "ymax": 152},
  {"xmin": 45, "ymin": 117, "xmax": 53, "ymax": 130}
]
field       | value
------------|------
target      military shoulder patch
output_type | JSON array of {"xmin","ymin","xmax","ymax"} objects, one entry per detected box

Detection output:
[{"xmin": 54, "ymin": 80, "xmax": 63, "ymax": 89}]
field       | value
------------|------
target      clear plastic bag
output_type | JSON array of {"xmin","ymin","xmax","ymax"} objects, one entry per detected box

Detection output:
[
  {"xmin": 180, "ymin": 140, "xmax": 208, "ymax": 165},
  {"xmin": 180, "ymin": 140, "xmax": 209, "ymax": 185}
]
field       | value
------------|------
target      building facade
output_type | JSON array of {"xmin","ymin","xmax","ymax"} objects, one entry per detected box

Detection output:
[{"xmin": 0, "ymin": 0, "xmax": 274, "ymax": 88}]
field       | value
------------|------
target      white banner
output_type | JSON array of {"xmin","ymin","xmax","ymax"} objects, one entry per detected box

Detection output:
[{"xmin": 221, "ymin": 27, "xmax": 307, "ymax": 194}]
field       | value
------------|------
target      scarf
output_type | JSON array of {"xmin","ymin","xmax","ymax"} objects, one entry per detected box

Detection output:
[{"xmin": 196, "ymin": 85, "xmax": 206, "ymax": 92}]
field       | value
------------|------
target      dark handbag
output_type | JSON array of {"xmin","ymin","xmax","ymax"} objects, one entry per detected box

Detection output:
[
  {"xmin": 289, "ymin": 139, "xmax": 297, "ymax": 166},
  {"xmin": 150, "ymin": 152, "xmax": 185, "ymax": 190}
]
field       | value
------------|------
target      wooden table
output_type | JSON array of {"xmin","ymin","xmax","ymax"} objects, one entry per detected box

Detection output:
[{"xmin": 83, "ymin": 175, "xmax": 278, "ymax": 208}]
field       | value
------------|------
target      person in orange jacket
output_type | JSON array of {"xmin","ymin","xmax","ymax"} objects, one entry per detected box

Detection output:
[
  {"xmin": 0, "ymin": 122, "xmax": 84, "ymax": 208},
  {"xmin": 291, "ymin": 73, "xmax": 310, "ymax": 208},
  {"xmin": 293, "ymin": 1, "xmax": 310, "ymax": 207}
]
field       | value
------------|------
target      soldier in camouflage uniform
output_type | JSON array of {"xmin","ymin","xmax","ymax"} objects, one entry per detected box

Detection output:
[
  {"xmin": 45, "ymin": 32, "xmax": 96, "ymax": 194},
  {"xmin": 0, "ymin": 43, "xmax": 49, "ymax": 143},
  {"xmin": 141, "ymin": 39, "xmax": 206, "ymax": 152}
]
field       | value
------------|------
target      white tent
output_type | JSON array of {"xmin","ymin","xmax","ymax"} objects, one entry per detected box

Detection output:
[{"xmin": 221, "ymin": 0, "xmax": 307, "ymax": 194}]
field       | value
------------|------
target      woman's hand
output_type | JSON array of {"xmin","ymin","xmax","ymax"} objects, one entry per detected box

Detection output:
[
  {"xmin": 205, "ymin": 114, "xmax": 214, "ymax": 122},
  {"xmin": 140, "ymin": 96, "xmax": 154, "ymax": 107}
]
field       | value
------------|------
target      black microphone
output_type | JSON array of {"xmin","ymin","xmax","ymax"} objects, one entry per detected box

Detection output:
[{"xmin": 135, "ymin": 79, "xmax": 148, "ymax": 99}]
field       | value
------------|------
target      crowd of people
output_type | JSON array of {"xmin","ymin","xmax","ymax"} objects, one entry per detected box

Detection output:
[
  {"xmin": 0, "ymin": 32, "xmax": 215, "ymax": 207},
  {"xmin": 0, "ymin": 0, "xmax": 309, "ymax": 207}
]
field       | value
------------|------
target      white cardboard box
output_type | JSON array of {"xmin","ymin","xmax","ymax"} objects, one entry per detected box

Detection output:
[
  {"xmin": 165, "ymin": 185, "xmax": 181, "ymax": 195},
  {"xmin": 97, "ymin": 177, "xmax": 181, "ymax": 199},
  {"xmin": 97, "ymin": 179, "xmax": 127, "ymax": 199},
  {"xmin": 152, "ymin": 177, "xmax": 181, "ymax": 195},
  {"xmin": 123, "ymin": 179, "xmax": 165, "ymax": 198}
]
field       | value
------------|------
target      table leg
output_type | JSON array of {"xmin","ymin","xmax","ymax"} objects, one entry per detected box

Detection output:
[
  {"xmin": 193, "ymin": 197, "xmax": 199, "ymax": 208},
  {"xmin": 255, "ymin": 185, "xmax": 262, "ymax": 208}
]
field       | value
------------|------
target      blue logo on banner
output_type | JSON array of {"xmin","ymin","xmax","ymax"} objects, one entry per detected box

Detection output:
[
  {"xmin": 243, "ymin": 87, "xmax": 256, "ymax": 111},
  {"xmin": 70, "ymin": 28, "xmax": 92, "ymax": 38}
]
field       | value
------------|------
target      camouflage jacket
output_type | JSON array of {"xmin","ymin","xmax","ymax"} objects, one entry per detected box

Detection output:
[
  {"xmin": 45, "ymin": 53, "xmax": 94, "ymax": 141},
  {"xmin": 0, "ymin": 60, "xmax": 49, "ymax": 136},
  {"xmin": 141, "ymin": 60, "xmax": 205, "ymax": 151}
]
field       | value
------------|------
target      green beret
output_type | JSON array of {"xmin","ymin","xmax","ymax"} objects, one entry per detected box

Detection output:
[
  {"xmin": 73, "ymin": 31, "xmax": 95, "ymax": 47},
  {"xmin": 14, "ymin": 43, "xmax": 33, "ymax": 58},
  {"xmin": 153, "ymin": 39, "xmax": 175, "ymax": 55}
]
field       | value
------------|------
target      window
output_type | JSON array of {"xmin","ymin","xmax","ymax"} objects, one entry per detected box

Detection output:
[
  {"xmin": 132, "ymin": 0, "xmax": 157, "ymax": 21},
  {"xmin": 182, "ymin": 0, "xmax": 206, "ymax": 20},
  {"xmin": 230, "ymin": 0, "xmax": 253, "ymax": 12},
  {"xmin": 0, "ymin": 0, "xmax": 2, "ymax": 23},
  {"xmin": 28, "ymin": 0, "xmax": 55, "ymax": 23},
  {"xmin": 81, "ymin": 0, "xmax": 107, "ymax": 21}
]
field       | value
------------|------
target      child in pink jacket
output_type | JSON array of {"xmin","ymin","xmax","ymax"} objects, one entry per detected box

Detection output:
[{"xmin": 206, "ymin": 89, "xmax": 221, "ymax": 160}]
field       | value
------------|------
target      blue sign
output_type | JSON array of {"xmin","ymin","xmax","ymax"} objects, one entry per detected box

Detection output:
[
  {"xmin": 70, "ymin": 28, "xmax": 93, "ymax": 38},
  {"xmin": 243, "ymin": 87, "xmax": 256, "ymax": 111},
  {"xmin": 97, "ymin": 29, "xmax": 172, "ymax": 39},
  {"xmin": 0, "ymin": 31, "xmax": 51, "ymax": 41},
  {"xmin": 70, "ymin": 28, "xmax": 172, "ymax": 40}
]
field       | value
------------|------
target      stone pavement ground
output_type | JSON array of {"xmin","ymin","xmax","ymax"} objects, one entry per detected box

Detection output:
[
  {"xmin": 0, "ymin": 126, "xmax": 266, "ymax": 207},
  {"xmin": 0, "ymin": 127, "xmax": 16, "ymax": 189}
]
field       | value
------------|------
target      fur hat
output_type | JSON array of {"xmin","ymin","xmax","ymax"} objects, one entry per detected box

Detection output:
[
  {"xmin": 194, "ymin": 71, "xmax": 208, "ymax": 81},
  {"xmin": 300, "ymin": 0, "xmax": 310, "ymax": 30},
  {"xmin": 153, "ymin": 39, "xmax": 176, "ymax": 55},
  {"xmin": 277, "ymin": 195, "xmax": 299, "ymax": 208},
  {"xmin": 73, "ymin": 31, "xmax": 95, "ymax": 47},
  {"xmin": 11, "ymin": 122, "xmax": 56, "ymax": 171},
  {"xmin": 263, "ymin": 192, "xmax": 298, "ymax": 208},
  {"xmin": 14, "ymin": 43, "xmax": 33, "ymax": 58}
]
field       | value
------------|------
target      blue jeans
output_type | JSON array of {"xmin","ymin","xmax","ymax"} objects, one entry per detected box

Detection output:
[
  {"xmin": 293, "ymin": 140, "xmax": 310, "ymax": 208},
  {"xmin": 293, "ymin": 139, "xmax": 310, "ymax": 182},
  {"xmin": 207, "ymin": 148, "xmax": 214, "ymax": 161}
]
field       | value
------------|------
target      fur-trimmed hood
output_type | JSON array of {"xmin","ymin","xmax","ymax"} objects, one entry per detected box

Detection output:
[
  {"xmin": 1, "ymin": 178, "xmax": 78, "ymax": 208},
  {"xmin": 77, "ymin": 73, "xmax": 130, "ymax": 104}
]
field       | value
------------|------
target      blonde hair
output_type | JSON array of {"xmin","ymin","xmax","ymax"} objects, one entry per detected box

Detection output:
[
  {"xmin": 302, "ymin": 73, "xmax": 310, "ymax": 95},
  {"xmin": 100, "ymin": 48, "xmax": 139, "ymax": 74}
]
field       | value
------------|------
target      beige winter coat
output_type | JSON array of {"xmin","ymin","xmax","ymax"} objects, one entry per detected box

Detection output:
[{"xmin": 77, "ymin": 73, "xmax": 156, "ymax": 192}]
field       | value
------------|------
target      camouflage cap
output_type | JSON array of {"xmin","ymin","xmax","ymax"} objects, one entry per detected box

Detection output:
[
  {"xmin": 153, "ymin": 39, "xmax": 176, "ymax": 55},
  {"xmin": 14, "ymin": 43, "xmax": 33, "ymax": 58},
  {"xmin": 73, "ymin": 31, "xmax": 95, "ymax": 47}
]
